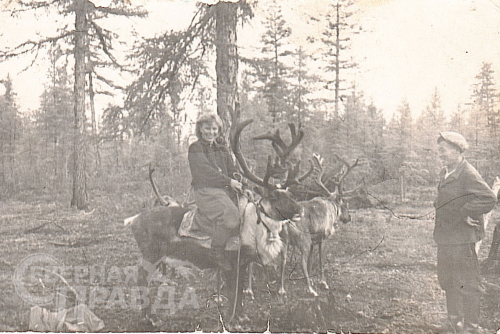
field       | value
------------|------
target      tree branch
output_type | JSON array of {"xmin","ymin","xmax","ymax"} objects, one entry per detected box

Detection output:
[{"xmin": 0, "ymin": 31, "xmax": 73, "ymax": 62}]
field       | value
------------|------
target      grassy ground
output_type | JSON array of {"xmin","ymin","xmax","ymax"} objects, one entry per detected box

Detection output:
[{"xmin": 0, "ymin": 190, "xmax": 499, "ymax": 333}]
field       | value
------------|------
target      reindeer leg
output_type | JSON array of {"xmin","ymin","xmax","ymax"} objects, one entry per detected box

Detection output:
[
  {"xmin": 307, "ymin": 243, "xmax": 314, "ymax": 277},
  {"xmin": 301, "ymin": 247, "xmax": 318, "ymax": 297},
  {"xmin": 243, "ymin": 262, "xmax": 255, "ymax": 300},
  {"xmin": 213, "ymin": 271, "xmax": 224, "ymax": 304},
  {"xmin": 318, "ymin": 242, "xmax": 329, "ymax": 290},
  {"xmin": 136, "ymin": 256, "xmax": 161, "ymax": 328},
  {"xmin": 138, "ymin": 265, "xmax": 151, "ymax": 320},
  {"xmin": 278, "ymin": 240, "xmax": 288, "ymax": 297}
]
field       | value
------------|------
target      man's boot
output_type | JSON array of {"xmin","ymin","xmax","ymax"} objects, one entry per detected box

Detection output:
[
  {"xmin": 462, "ymin": 323, "xmax": 479, "ymax": 334},
  {"xmin": 448, "ymin": 315, "xmax": 464, "ymax": 333},
  {"xmin": 212, "ymin": 246, "xmax": 232, "ymax": 272},
  {"xmin": 463, "ymin": 293, "xmax": 481, "ymax": 334},
  {"xmin": 431, "ymin": 315, "xmax": 463, "ymax": 333}
]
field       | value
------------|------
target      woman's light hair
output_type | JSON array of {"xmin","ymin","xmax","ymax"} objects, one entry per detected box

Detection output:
[{"xmin": 195, "ymin": 113, "xmax": 223, "ymax": 139}]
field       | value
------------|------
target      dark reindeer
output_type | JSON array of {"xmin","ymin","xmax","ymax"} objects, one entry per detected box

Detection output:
[
  {"xmin": 124, "ymin": 120, "xmax": 304, "ymax": 323},
  {"xmin": 244, "ymin": 153, "xmax": 360, "ymax": 298}
]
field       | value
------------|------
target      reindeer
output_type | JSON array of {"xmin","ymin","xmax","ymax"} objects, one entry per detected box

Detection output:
[
  {"xmin": 124, "ymin": 120, "xmax": 305, "ymax": 324},
  {"xmin": 476, "ymin": 176, "xmax": 500, "ymax": 254},
  {"xmin": 244, "ymin": 153, "xmax": 360, "ymax": 298}
]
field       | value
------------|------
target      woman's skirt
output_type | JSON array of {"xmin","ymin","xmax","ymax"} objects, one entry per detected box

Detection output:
[{"xmin": 193, "ymin": 187, "xmax": 240, "ymax": 247}]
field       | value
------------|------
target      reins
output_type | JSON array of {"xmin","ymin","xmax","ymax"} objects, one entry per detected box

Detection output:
[
  {"xmin": 254, "ymin": 197, "xmax": 294, "ymax": 232},
  {"xmin": 229, "ymin": 174, "xmax": 246, "ymax": 323}
]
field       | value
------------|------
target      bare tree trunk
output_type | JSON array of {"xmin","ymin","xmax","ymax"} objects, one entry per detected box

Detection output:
[
  {"xmin": 0, "ymin": 137, "xmax": 4, "ymax": 184},
  {"xmin": 89, "ymin": 72, "xmax": 101, "ymax": 175},
  {"xmin": 51, "ymin": 46, "xmax": 58, "ymax": 180},
  {"xmin": 297, "ymin": 47, "xmax": 303, "ymax": 127},
  {"xmin": 215, "ymin": 1, "xmax": 239, "ymax": 143},
  {"xmin": 11, "ymin": 111, "xmax": 17, "ymax": 190},
  {"xmin": 334, "ymin": 2, "xmax": 340, "ymax": 119},
  {"xmin": 71, "ymin": 0, "xmax": 88, "ymax": 209}
]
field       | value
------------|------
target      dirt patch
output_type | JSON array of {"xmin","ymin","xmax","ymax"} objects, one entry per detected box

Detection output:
[{"xmin": 1, "ymin": 200, "xmax": 499, "ymax": 333}]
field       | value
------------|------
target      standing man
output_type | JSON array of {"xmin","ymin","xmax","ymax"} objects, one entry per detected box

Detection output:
[{"xmin": 434, "ymin": 131, "xmax": 497, "ymax": 334}]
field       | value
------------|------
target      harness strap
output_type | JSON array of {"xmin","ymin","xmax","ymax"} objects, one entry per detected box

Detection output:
[{"xmin": 254, "ymin": 199, "xmax": 290, "ymax": 232}]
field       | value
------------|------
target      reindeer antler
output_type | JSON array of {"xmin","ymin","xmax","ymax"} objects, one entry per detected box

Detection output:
[
  {"xmin": 231, "ymin": 120, "xmax": 266, "ymax": 187},
  {"xmin": 298, "ymin": 160, "xmax": 314, "ymax": 182},
  {"xmin": 253, "ymin": 123, "xmax": 304, "ymax": 165},
  {"xmin": 231, "ymin": 120, "xmax": 290, "ymax": 189},
  {"xmin": 330, "ymin": 154, "xmax": 359, "ymax": 187},
  {"xmin": 282, "ymin": 159, "xmax": 314, "ymax": 188},
  {"xmin": 306, "ymin": 153, "xmax": 361, "ymax": 198},
  {"xmin": 232, "ymin": 120, "xmax": 306, "ymax": 190},
  {"xmin": 310, "ymin": 154, "xmax": 336, "ymax": 197},
  {"xmin": 149, "ymin": 163, "xmax": 179, "ymax": 207}
]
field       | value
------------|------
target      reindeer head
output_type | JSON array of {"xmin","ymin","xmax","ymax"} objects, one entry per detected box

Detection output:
[
  {"xmin": 335, "ymin": 195, "xmax": 351, "ymax": 224},
  {"xmin": 251, "ymin": 190, "xmax": 303, "ymax": 265},
  {"xmin": 310, "ymin": 153, "xmax": 361, "ymax": 224},
  {"xmin": 260, "ymin": 188, "xmax": 303, "ymax": 223}
]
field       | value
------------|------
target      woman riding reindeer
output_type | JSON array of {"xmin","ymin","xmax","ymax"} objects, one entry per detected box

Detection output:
[
  {"xmin": 125, "ymin": 117, "xmax": 304, "ymax": 324},
  {"xmin": 188, "ymin": 113, "xmax": 243, "ymax": 272}
]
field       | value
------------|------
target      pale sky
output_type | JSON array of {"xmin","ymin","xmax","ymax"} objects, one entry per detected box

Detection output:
[
  {"xmin": 353, "ymin": 0, "xmax": 500, "ymax": 119},
  {"xmin": 1, "ymin": 0, "xmax": 500, "ymax": 120}
]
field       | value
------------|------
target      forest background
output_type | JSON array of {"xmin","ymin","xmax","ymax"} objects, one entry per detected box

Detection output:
[{"xmin": 0, "ymin": 0, "xmax": 499, "ymax": 207}]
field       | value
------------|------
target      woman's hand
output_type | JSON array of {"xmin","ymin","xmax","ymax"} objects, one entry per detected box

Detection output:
[
  {"xmin": 466, "ymin": 216, "xmax": 480, "ymax": 228},
  {"xmin": 230, "ymin": 179, "xmax": 243, "ymax": 193}
]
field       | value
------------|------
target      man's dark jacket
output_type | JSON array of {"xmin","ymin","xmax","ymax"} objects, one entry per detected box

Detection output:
[{"xmin": 434, "ymin": 159, "xmax": 497, "ymax": 244}]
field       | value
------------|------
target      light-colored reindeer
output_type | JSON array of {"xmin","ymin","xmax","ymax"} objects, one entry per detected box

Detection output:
[{"xmin": 245, "ymin": 153, "xmax": 361, "ymax": 298}]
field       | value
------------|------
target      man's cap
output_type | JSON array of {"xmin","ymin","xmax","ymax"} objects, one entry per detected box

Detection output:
[{"xmin": 437, "ymin": 131, "xmax": 469, "ymax": 153}]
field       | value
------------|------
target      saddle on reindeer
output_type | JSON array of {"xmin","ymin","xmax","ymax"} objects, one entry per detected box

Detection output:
[{"xmin": 150, "ymin": 172, "xmax": 242, "ymax": 252}]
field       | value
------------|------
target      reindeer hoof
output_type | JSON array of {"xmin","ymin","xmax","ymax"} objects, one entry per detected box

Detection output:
[
  {"xmin": 139, "ymin": 317, "xmax": 156, "ymax": 330},
  {"xmin": 243, "ymin": 288, "xmax": 255, "ymax": 300},
  {"xmin": 277, "ymin": 288, "xmax": 287, "ymax": 304},
  {"xmin": 143, "ymin": 314, "xmax": 162, "ymax": 329},
  {"xmin": 309, "ymin": 288, "xmax": 319, "ymax": 297},
  {"xmin": 226, "ymin": 321, "xmax": 245, "ymax": 332},
  {"xmin": 319, "ymin": 281, "xmax": 329, "ymax": 290},
  {"xmin": 213, "ymin": 293, "xmax": 225, "ymax": 304},
  {"xmin": 226, "ymin": 314, "xmax": 251, "ymax": 332},
  {"xmin": 236, "ymin": 314, "xmax": 251, "ymax": 323}
]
